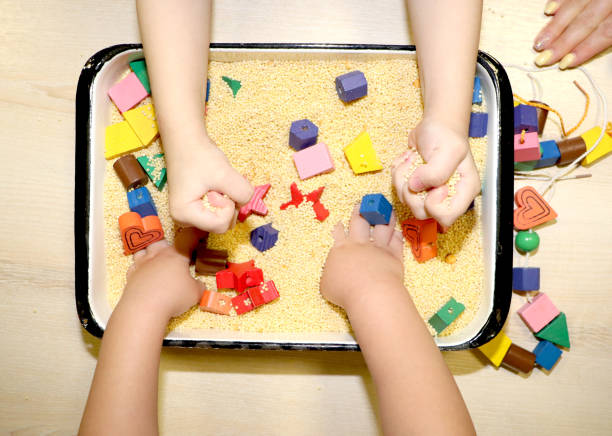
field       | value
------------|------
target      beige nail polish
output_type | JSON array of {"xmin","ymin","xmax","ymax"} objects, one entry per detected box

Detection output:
[
  {"xmin": 559, "ymin": 53, "xmax": 576, "ymax": 70},
  {"xmin": 544, "ymin": 1, "xmax": 559, "ymax": 15},
  {"xmin": 534, "ymin": 49, "xmax": 553, "ymax": 66}
]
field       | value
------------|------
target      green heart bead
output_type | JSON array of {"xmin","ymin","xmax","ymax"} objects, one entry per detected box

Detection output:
[{"xmin": 516, "ymin": 230, "xmax": 540, "ymax": 252}]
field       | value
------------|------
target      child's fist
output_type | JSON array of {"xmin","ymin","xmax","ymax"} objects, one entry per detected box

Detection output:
[
  {"xmin": 392, "ymin": 118, "xmax": 480, "ymax": 228},
  {"xmin": 320, "ymin": 205, "xmax": 404, "ymax": 311},
  {"xmin": 166, "ymin": 132, "xmax": 253, "ymax": 233}
]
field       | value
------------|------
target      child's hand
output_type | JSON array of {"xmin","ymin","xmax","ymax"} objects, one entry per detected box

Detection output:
[
  {"xmin": 166, "ymin": 132, "xmax": 253, "ymax": 233},
  {"xmin": 320, "ymin": 205, "xmax": 404, "ymax": 311},
  {"xmin": 121, "ymin": 227, "xmax": 206, "ymax": 321},
  {"xmin": 534, "ymin": 0, "xmax": 612, "ymax": 69},
  {"xmin": 391, "ymin": 118, "xmax": 480, "ymax": 228}
]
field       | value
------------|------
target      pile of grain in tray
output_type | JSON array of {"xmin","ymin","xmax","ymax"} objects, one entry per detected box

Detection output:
[{"xmin": 104, "ymin": 58, "xmax": 487, "ymax": 335}]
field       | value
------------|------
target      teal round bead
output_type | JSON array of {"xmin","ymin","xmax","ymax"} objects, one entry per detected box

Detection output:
[{"xmin": 515, "ymin": 230, "xmax": 540, "ymax": 252}]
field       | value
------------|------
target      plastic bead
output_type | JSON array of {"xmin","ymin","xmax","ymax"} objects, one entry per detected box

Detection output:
[{"xmin": 515, "ymin": 230, "xmax": 540, "ymax": 252}]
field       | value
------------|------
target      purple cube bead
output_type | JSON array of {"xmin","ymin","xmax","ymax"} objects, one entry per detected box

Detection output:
[
  {"xmin": 533, "ymin": 340, "xmax": 562, "ymax": 370},
  {"xmin": 468, "ymin": 112, "xmax": 488, "ymax": 138},
  {"xmin": 335, "ymin": 70, "xmax": 367, "ymax": 102},
  {"xmin": 289, "ymin": 119, "xmax": 318, "ymax": 151},
  {"xmin": 250, "ymin": 223, "xmax": 279, "ymax": 252},
  {"xmin": 514, "ymin": 104, "xmax": 538, "ymax": 134},
  {"xmin": 512, "ymin": 267, "xmax": 540, "ymax": 291}
]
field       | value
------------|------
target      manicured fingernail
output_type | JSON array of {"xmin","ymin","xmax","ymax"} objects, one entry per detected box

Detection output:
[
  {"xmin": 409, "ymin": 176, "xmax": 424, "ymax": 192},
  {"xmin": 544, "ymin": 1, "xmax": 559, "ymax": 15},
  {"xmin": 559, "ymin": 53, "xmax": 575, "ymax": 70},
  {"xmin": 534, "ymin": 35, "xmax": 550, "ymax": 51},
  {"xmin": 534, "ymin": 49, "xmax": 553, "ymax": 66}
]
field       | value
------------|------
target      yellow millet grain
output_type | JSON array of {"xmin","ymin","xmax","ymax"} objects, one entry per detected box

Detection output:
[{"xmin": 104, "ymin": 58, "xmax": 487, "ymax": 336}]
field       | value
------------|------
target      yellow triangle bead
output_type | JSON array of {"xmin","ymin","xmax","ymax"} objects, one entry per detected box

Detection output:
[{"xmin": 343, "ymin": 131, "xmax": 383, "ymax": 174}]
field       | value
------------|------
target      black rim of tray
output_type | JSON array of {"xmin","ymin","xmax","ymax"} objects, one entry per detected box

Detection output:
[{"xmin": 75, "ymin": 43, "xmax": 514, "ymax": 351}]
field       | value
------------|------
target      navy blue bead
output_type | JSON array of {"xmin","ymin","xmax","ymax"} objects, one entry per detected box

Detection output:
[
  {"xmin": 289, "ymin": 119, "xmax": 319, "ymax": 151},
  {"xmin": 359, "ymin": 194, "xmax": 393, "ymax": 225},
  {"xmin": 131, "ymin": 202, "xmax": 157, "ymax": 217},
  {"xmin": 533, "ymin": 340, "xmax": 562, "ymax": 370},
  {"xmin": 472, "ymin": 77, "xmax": 482, "ymax": 104},
  {"xmin": 514, "ymin": 104, "xmax": 538, "ymax": 134},
  {"xmin": 127, "ymin": 187, "xmax": 153, "ymax": 210},
  {"xmin": 535, "ymin": 140, "xmax": 561, "ymax": 168},
  {"xmin": 512, "ymin": 267, "xmax": 540, "ymax": 291},
  {"xmin": 250, "ymin": 223, "xmax": 279, "ymax": 252},
  {"xmin": 335, "ymin": 70, "xmax": 367, "ymax": 102},
  {"xmin": 468, "ymin": 112, "xmax": 488, "ymax": 138}
]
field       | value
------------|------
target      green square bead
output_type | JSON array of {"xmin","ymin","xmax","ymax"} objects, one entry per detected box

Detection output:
[
  {"xmin": 137, "ymin": 153, "xmax": 167, "ymax": 190},
  {"xmin": 514, "ymin": 160, "xmax": 538, "ymax": 171},
  {"xmin": 130, "ymin": 59, "xmax": 151, "ymax": 94},
  {"xmin": 428, "ymin": 297, "xmax": 465, "ymax": 334}
]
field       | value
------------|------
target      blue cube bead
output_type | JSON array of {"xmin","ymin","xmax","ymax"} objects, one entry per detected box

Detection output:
[
  {"xmin": 127, "ymin": 187, "xmax": 153, "ymax": 210},
  {"xmin": 468, "ymin": 112, "xmax": 488, "ymax": 138},
  {"xmin": 533, "ymin": 340, "xmax": 562, "ymax": 370},
  {"xmin": 206, "ymin": 78, "xmax": 210, "ymax": 102},
  {"xmin": 289, "ymin": 119, "xmax": 318, "ymax": 151},
  {"xmin": 514, "ymin": 104, "xmax": 538, "ymax": 134},
  {"xmin": 335, "ymin": 70, "xmax": 367, "ymax": 102},
  {"xmin": 535, "ymin": 140, "xmax": 561, "ymax": 168},
  {"xmin": 250, "ymin": 223, "xmax": 279, "ymax": 252},
  {"xmin": 472, "ymin": 77, "xmax": 482, "ymax": 104},
  {"xmin": 131, "ymin": 201, "xmax": 157, "ymax": 217},
  {"xmin": 512, "ymin": 267, "xmax": 540, "ymax": 291},
  {"xmin": 360, "ymin": 194, "xmax": 393, "ymax": 225}
]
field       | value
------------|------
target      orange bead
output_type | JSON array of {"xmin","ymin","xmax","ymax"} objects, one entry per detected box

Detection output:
[{"xmin": 118, "ymin": 211, "xmax": 164, "ymax": 255}]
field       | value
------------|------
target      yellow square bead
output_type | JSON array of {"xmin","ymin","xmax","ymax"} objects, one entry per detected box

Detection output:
[
  {"xmin": 124, "ymin": 103, "xmax": 159, "ymax": 146},
  {"xmin": 478, "ymin": 331, "xmax": 512, "ymax": 367},
  {"xmin": 104, "ymin": 120, "xmax": 144, "ymax": 160},
  {"xmin": 581, "ymin": 126, "xmax": 612, "ymax": 166},
  {"xmin": 344, "ymin": 131, "xmax": 383, "ymax": 174}
]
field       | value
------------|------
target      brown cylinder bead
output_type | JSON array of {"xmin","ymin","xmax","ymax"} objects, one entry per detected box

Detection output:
[
  {"xmin": 529, "ymin": 100, "xmax": 549, "ymax": 135},
  {"xmin": 502, "ymin": 343, "xmax": 536, "ymax": 373},
  {"xmin": 556, "ymin": 136, "xmax": 587, "ymax": 166},
  {"xmin": 195, "ymin": 244, "xmax": 228, "ymax": 276},
  {"xmin": 113, "ymin": 154, "xmax": 148, "ymax": 190}
]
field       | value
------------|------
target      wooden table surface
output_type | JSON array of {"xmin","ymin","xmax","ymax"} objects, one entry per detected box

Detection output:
[{"xmin": 1, "ymin": 1, "xmax": 610, "ymax": 434}]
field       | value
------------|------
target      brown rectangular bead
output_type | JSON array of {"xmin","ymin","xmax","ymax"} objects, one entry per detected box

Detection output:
[
  {"xmin": 195, "ymin": 244, "xmax": 228, "ymax": 275},
  {"xmin": 113, "ymin": 154, "xmax": 148, "ymax": 190},
  {"xmin": 557, "ymin": 136, "xmax": 587, "ymax": 166},
  {"xmin": 529, "ymin": 100, "xmax": 549, "ymax": 135},
  {"xmin": 502, "ymin": 343, "xmax": 536, "ymax": 373}
]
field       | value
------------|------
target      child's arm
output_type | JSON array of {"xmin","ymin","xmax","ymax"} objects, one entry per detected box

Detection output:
[
  {"xmin": 136, "ymin": 0, "xmax": 253, "ymax": 233},
  {"xmin": 79, "ymin": 229, "xmax": 205, "ymax": 435},
  {"xmin": 320, "ymin": 207, "xmax": 475, "ymax": 435},
  {"xmin": 393, "ymin": 0, "xmax": 482, "ymax": 228}
]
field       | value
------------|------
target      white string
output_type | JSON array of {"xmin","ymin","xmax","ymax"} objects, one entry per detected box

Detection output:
[
  {"xmin": 527, "ymin": 72, "xmax": 542, "ymax": 101},
  {"xmin": 507, "ymin": 64, "xmax": 608, "ymax": 302}
]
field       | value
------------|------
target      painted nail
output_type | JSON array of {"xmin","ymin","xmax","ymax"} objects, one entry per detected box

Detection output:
[
  {"xmin": 534, "ymin": 49, "xmax": 553, "ymax": 66},
  {"xmin": 544, "ymin": 1, "xmax": 559, "ymax": 15},
  {"xmin": 534, "ymin": 35, "xmax": 550, "ymax": 51},
  {"xmin": 559, "ymin": 53, "xmax": 576, "ymax": 70}
]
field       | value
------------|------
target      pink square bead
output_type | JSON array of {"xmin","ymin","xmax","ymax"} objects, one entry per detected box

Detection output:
[
  {"xmin": 517, "ymin": 292, "xmax": 560, "ymax": 333},
  {"xmin": 514, "ymin": 131, "xmax": 541, "ymax": 162},
  {"xmin": 292, "ymin": 142, "xmax": 335, "ymax": 180},
  {"xmin": 108, "ymin": 72, "xmax": 149, "ymax": 113}
]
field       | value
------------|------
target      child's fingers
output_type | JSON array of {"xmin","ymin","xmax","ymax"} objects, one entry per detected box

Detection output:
[
  {"xmin": 213, "ymin": 169, "xmax": 254, "ymax": 207},
  {"xmin": 372, "ymin": 212, "xmax": 397, "ymax": 248},
  {"xmin": 176, "ymin": 201, "xmax": 235, "ymax": 234},
  {"xmin": 402, "ymin": 188, "xmax": 428, "ymax": 220},
  {"xmin": 348, "ymin": 204, "xmax": 370, "ymax": 243},
  {"xmin": 331, "ymin": 222, "xmax": 347, "ymax": 244},
  {"xmin": 408, "ymin": 147, "xmax": 463, "ymax": 192},
  {"xmin": 559, "ymin": 14, "xmax": 612, "ymax": 68},
  {"xmin": 388, "ymin": 230, "xmax": 405, "ymax": 261},
  {"xmin": 533, "ymin": 0, "xmax": 590, "ymax": 54}
]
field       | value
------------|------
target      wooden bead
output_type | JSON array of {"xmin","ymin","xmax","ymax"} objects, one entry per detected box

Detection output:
[
  {"xmin": 535, "ymin": 312, "xmax": 570, "ymax": 348},
  {"xmin": 513, "ymin": 186, "xmax": 557, "ymax": 230},
  {"xmin": 529, "ymin": 100, "xmax": 549, "ymax": 134},
  {"xmin": 557, "ymin": 136, "xmax": 587, "ymax": 165},
  {"xmin": 502, "ymin": 343, "xmax": 536, "ymax": 373},
  {"xmin": 194, "ymin": 243, "xmax": 228, "ymax": 276},
  {"xmin": 518, "ymin": 293, "xmax": 560, "ymax": 333},
  {"xmin": 515, "ymin": 230, "xmax": 539, "ymax": 252},
  {"xmin": 113, "ymin": 154, "xmax": 148, "ymax": 190},
  {"xmin": 478, "ymin": 331, "xmax": 512, "ymax": 367}
]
